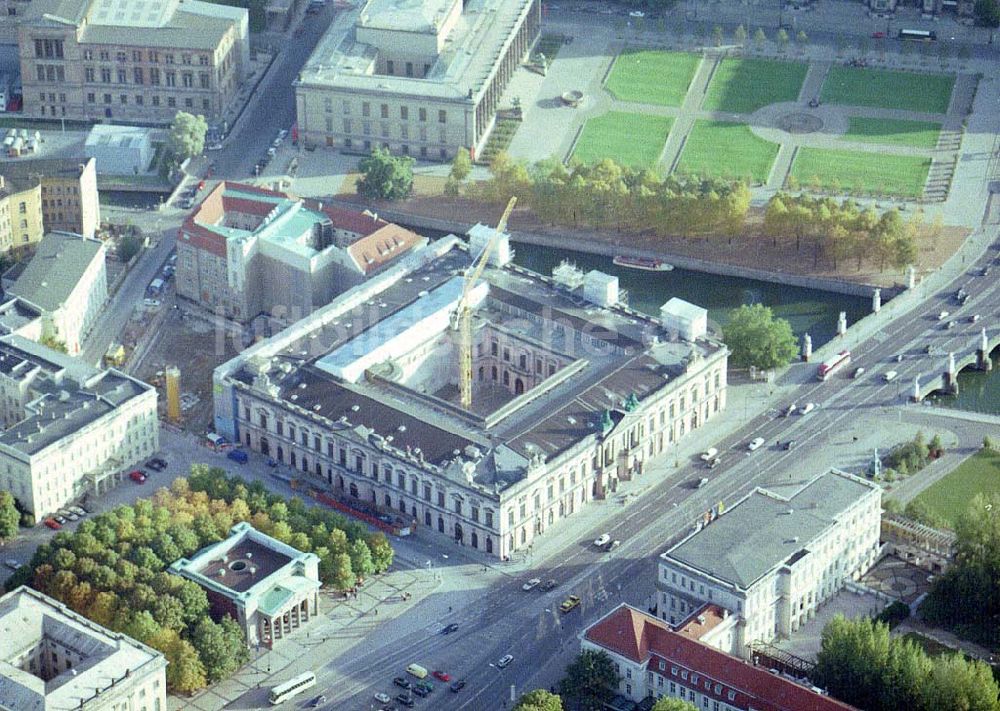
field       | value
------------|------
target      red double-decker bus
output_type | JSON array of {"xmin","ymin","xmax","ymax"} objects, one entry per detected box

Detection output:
[{"xmin": 817, "ymin": 350, "xmax": 851, "ymax": 380}]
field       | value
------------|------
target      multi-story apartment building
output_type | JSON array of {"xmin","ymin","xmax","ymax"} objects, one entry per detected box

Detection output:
[
  {"xmin": 656, "ymin": 468, "xmax": 882, "ymax": 658},
  {"xmin": 0, "ymin": 586, "xmax": 167, "ymax": 711},
  {"xmin": 2, "ymin": 231, "xmax": 108, "ymax": 355},
  {"xmin": 177, "ymin": 182, "xmax": 426, "ymax": 322},
  {"xmin": 0, "ymin": 335, "xmax": 158, "ymax": 516},
  {"xmin": 295, "ymin": 0, "xmax": 540, "ymax": 161},
  {"xmin": 0, "ymin": 157, "xmax": 100, "ymax": 239},
  {"xmin": 13, "ymin": 0, "xmax": 248, "ymax": 124},
  {"xmin": 213, "ymin": 233, "xmax": 728, "ymax": 560},
  {"xmin": 170, "ymin": 522, "xmax": 321, "ymax": 648},
  {"xmin": 582, "ymin": 604, "xmax": 858, "ymax": 711},
  {"xmin": 0, "ymin": 174, "xmax": 44, "ymax": 255}
]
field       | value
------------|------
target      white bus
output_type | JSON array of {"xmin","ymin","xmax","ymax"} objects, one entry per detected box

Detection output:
[
  {"xmin": 268, "ymin": 672, "xmax": 316, "ymax": 705},
  {"xmin": 898, "ymin": 28, "xmax": 936, "ymax": 41}
]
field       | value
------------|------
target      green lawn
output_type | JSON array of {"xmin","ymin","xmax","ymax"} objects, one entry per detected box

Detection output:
[
  {"xmin": 572, "ymin": 111, "xmax": 673, "ymax": 168},
  {"xmin": 791, "ymin": 146, "xmax": 931, "ymax": 197},
  {"xmin": 911, "ymin": 450, "xmax": 1000, "ymax": 530},
  {"xmin": 605, "ymin": 49, "xmax": 701, "ymax": 107},
  {"xmin": 820, "ymin": 66, "xmax": 955, "ymax": 113},
  {"xmin": 844, "ymin": 117, "xmax": 942, "ymax": 149},
  {"xmin": 676, "ymin": 120, "xmax": 779, "ymax": 183},
  {"xmin": 702, "ymin": 58, "xmax": 809, "ymax": 114}
]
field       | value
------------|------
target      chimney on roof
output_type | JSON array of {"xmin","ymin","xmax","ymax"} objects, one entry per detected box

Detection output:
[
  {"xmin": 246, "ymin": 551, "xmax": 252, "ymax": 559},
  {"xmin": 250, "ymin": 566, "xmax": 257, "ymax": 575},
  {"xmin": 723, "ymin": 609, "xmax": 729, "ymax": 619}
]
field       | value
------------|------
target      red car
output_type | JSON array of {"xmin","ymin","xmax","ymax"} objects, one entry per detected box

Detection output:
[
  {"xmin": 129, "ymin": 470, "xmax": 147, "ymax": 483},
  {"xmin": 872, "ymin": 31, "xmax": 886, "ymax": 38},
  {"xmin": 44, "ymin": 518, "xmax": 62, "ymax": 530},
  {"xmin": 432, "ymin": 671, "xmax": 451, "ymax": 682}
]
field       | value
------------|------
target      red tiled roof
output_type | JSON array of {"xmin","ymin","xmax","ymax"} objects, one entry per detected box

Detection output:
[
  {"xmin": 347, "ymin": 223, "xmax": 425, "ymax": 275},
  {"xmin": 676, "ymin": 603, "xmax": 729, "ymax": 640},
  {"xmin": 584, "ymin": 605, "xmax": 857, "ymax": 711}
]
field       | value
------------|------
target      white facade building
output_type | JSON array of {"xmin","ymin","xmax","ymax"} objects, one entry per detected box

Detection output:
[
  {"xmin": 0, "ymin": 336, "xmax": 158, "ymax": 517},
  {"xmin": 170, "ymin": 522, "xmax": 321, "ymax": 648},
  {"xmin": 657, "ymin": 468, "xmax": 882, "ymax": 658},
  {"xmin": 3, "ymin": 231, "xmax": 108, "ymax": 355},
  {"xmin": 0, "ymin": 586, "xmax": 167, "ymax": 711}
]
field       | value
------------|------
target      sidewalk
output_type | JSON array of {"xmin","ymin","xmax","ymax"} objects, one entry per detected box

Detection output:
[{"xmin": 895, "ymin": 618, "xmax": 997, "ymax": 664}]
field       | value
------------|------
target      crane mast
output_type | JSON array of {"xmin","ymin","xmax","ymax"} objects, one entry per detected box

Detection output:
[{"xmin": 456, "ymin": 196, "xmax": 516, "ymax": 410}]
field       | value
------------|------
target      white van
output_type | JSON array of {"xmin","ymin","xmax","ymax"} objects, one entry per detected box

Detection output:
[
  {"xmin": 406, "ymin": 663, "xmax": 428, "ymax": 679},
  {"xmin": 699, "ymin": 447, "xmax": 718, "ymax": 461}
]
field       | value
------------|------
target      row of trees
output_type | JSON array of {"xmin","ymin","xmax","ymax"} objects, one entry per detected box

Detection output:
[
  {"xmin": 513, "ymin": 688, "xmax": 694, "ymax": 711},
  {"xmin": 764, "ymin": 193, "xmax": 918, "ymax": 272},
  {"xmin": 477, "ymin": 155, "xmax": 751, "ymax": 238},
  {"xmin": 812, "ymin": 615, "xmax": 999, "ymax": 711},
  {"xmin": 5, "ymin": 466, "xmax": 394, "ymax": 693},
  {"xmin": 0, "ymin": 491, "xmax": 18, "ymax": 542}
]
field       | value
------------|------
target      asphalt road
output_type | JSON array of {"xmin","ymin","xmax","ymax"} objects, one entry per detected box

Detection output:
[{"xmin": 319, "ymin": 235, "xmax": 1000, "ymax": 710}]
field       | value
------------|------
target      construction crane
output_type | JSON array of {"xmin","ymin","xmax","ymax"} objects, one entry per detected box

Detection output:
[{"xmin": 454, "ymin": 196, "xmax": 517, "ymax": 410}]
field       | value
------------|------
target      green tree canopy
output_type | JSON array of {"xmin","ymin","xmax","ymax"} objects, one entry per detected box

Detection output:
[
  {"xmin": 723, "ymin": 303, "xmax": 798, "ymax": 370},
  {"xmin": 514, "ymin": 689, "xmax": 564, "ymax": 711},
  {"xmin": 451, "ymin": 147, "xmax": 473, "ymax": 181},
  {"xmin": 652, "ymin": 699, "xmax": 698, "ymax": 711},
  {"xmin": 0, "ymin": 491, "xmax": 19, "ymax": 541},
  {"xmin": 192, "ymin": 617, "xmax": 248, "ymax": 682},
  {"xmin": 356, "ymin": 146, "xmax": 415, "ymax": 201},
  {"xmin": 167, "ymin": 111, "xmax": 208, "ymax": 164},
  {"xmin": 559, "ymin": 650, "xmax": 620, "ymax": 711},
  {"xmin": 974, "ymin": 0, "xmax": 1000, "ymax": 27}
]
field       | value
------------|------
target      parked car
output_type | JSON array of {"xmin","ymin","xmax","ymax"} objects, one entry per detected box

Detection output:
[
  {"xmin": 522, "ymin": 578, "xmax": 541, "ymax": 591},
  {"xmin": 412, "ymin": 685, "xmax": 430, "ymax": 698},
  {"xmin": 747, "ymin": 437, "xmax": 766, "ymax": 451},
  {"xmin": 374, "ymin": 692, "xmax": 391, "ymax": 704},
  {"xmin": 68, "ymin": 506, "xmax": 87, "ymax": 517},
  {"xmin": 699, "ymin": 447, "xmax": 718, "ymax": 461},
  {"xmin": 696, "ymin": 477, "xmax": 709, "ymax": 489},
  {"xmin": 58, "ymin": 509, "xmax": 79, "ymax": 521},
  {"xmin": 308, "ymin": 695, "xmax": 326, "ymax": 707},
  {"xmin": 395, "ymin": 693, "xmax": 415, "ymax": 707},
  {"xmin": 129, "ymin": 470, "xmax": 147, "ymax": 483},
  {"xmin": 143, "ymin": 298, "xmax": 161, "ymax": 308},
  {"xmin": 496, "ymin": 654, "xmax": 514, "ymax": 668},
  {"xmin": 53, "ymin": 515, "xmax": 67, "ymax": 525},
  {"xmin": 540, "ymin": 579, "xmax": 558, "ymax": 592},
  {"xmin": 441, "ymin": 623, "xmax": 459, "ymax": 635},
  {"xmin": 44, "ymin": 518, "xmax": 62, "ymax": 530},
  {"xmin": 432, "ymin": 670, "xmax": 451, "ymax": 682},
  {"xmin": 559, "ymin": 595, "xmax": 581, "ymax": 613},
  {"xmin": 227, "ymin": 449, "xmax": 248, "ymax": 463},
  {"xmin": 783, "ymin": 440, "xmax": 796, "ymax": 451},
  {"xmin": 450, "ymin": 680, "xmax": 467, "ymax": 693},
  {"xmin": 393, "ymin": 677, "xmax": 411, "ymax": 690},
  {"xmin": 852, "ymin": 367, "xmax": 866, "ymax": 379},
  {"xmin": 799, "ymin": 402, "xmax": 816, "ymax": 415},
  {"xmin": 593, "ymin": 533, "xmax": 610, "ymax": 547}
]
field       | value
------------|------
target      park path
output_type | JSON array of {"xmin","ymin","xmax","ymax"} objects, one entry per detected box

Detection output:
[{"xmin": 657, "ymin": 52, "xmax": 717, "ymax": 173}]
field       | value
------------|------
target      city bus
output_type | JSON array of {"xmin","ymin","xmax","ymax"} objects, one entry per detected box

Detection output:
[
  {"xmin": 898, "ymin": 29, "xmax": 936, "ymax": 41},
  {"xmin": 268, "ymin": 672, "xmax": 316, "ymax": 705},
  {"xmin": 816, "ymin": 350, "xmax": 852, "ymax": 381}
]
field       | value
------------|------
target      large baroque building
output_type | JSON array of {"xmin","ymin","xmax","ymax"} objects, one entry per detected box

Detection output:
[
  {"xmin": 213, "ymin": 232, "xmax": 727, "ymax": 560},
  {"xmin": 0, "ymin": 586, "xmax": 167, "ymax": 711},
  {"xmin": 170, "ymin": 522, "xmax": 321, "ymax": 648},
  {"xmin": 0, "ymin": 335, "xmax": 158, "ymax": 517},
  {"xmin": 176, "ymin": 182, "xmax": 427, "ymax": 322},
  {"xmin": 11, "ymin": 0, "xmax": 248, "ymax": 124},
  {"xmin": 582, "ymin": 604, "xmax": 857, "ymax": 711},
  {"xmin": 656, "ymin": 468, "xmax": 882, "ymax": 658},
  {"xmin": 3, "ymin": 231, "xmax": 108, "ymax": 355},
  {"xmin": 294, "ymin": 0, "xmax": 540, "ymax": 161}
]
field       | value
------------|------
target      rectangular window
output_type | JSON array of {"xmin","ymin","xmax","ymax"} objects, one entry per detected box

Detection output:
[
  {"xmin": 418, "ymin": 107, "xmax": 426, "ymax": 122},
  {"xmin": 117, "ymin": 69, "xmax": 127, "ymax": 83},
  {"xmin": 150, "ymin": 68, "xmax": 160, "ymax": 85},
  {"xmin": 199, "ymin": 73, "xmax": 210, "ymax": 89},
  {"xmin": 182, "ymin": 72, "xmax": 193, "ymax": 88},
  {"xmin": 136, "ymin": 94, "xmax": 144, "ymax": 105},
  {"xmin": 133, "ymin": 67, "xmax": 144, "ymax": 84},
  {"xmin": 85, "ymin": 67, "xmax": 95, "ymax": 82},
  {"xmin": 362, "ymin": 101, "xmax": 370, "ymax": 117},
  {"xmin": 438, "ymin": 110, "xmax": 446, "ymax": 123},
  {"xmin": 405, "ymin": 61, "xmax": 413, "ymax": 77},
  {"xmin": 400, "ymin": 106, "xmax": 408, "ymax": 120},
  {"xmin": 386, "ymin": 59, "xmax": 394, "ymax": 74},
  {"xmin": 116, "ymin": 51, "xmax": 127, "ymax": 62},
  {"xmin": 152, "ymin": 96, "xmax": 159, "ymax": 106}
]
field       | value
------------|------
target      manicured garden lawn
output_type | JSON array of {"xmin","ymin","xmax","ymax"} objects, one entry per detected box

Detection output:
[
  {"xmin": 605, "ymin": 49, "xmax": 701, "ymax": 107},
  {"xmin": 572, "ymin": 111, "xmax": 673, "ymax": 168},
  {"xmin": 702, "ymin": 58, "xmax": 809, "ymax": 114},
  {"xmin": 676, "ymin": 120, "xmax": 779, "ymax": 183},
  {"xmin": 791, "ymin": 147, "xmax": 930, "ymax": 197},
  {"xmin": 844, "ymin": 117, "xmax": 942, "ymax": 149},
  {"xmin": 911, "ymin": 449, "xmax": 1000, "ymax": 530},
  {"xmin": 820, "ymin": 66, "xmax": 955, "ymax": 113}
]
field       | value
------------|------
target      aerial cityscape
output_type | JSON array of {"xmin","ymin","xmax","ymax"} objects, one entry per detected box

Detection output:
[{"xmin": 0, "ymin": 0, "xmax": 998, "ymax": 708}]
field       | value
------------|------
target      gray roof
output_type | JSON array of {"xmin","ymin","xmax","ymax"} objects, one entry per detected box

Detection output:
[
  {"xmin": 663, "ymin": 469, "xmax": 879, "ymax": 590},
  {"xmin": 5, "ymin": 231, "xmax": 104, "ymax": 313},
  {"xmin": 0, "ymin": 157, "xmax": 93, "ymax": 183},
  {"xmin": 0, "ymin": 586, "xmax": 165, "ymax": 711},
  {"xmin": 79, "ymin": 4, "xmax": 238, "ymax": 49},
  {"xmin": 0, "ymin": 336, "xmax": 153, "ymax": 457},
  {"xmin": 360, "ymin": 0, "xmax": 455, "ymax": 32}
]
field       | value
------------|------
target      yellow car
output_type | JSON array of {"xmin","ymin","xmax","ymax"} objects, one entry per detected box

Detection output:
[{"xmin": 559, "ymin": 595, "xmax": 581, "ymax": 613}]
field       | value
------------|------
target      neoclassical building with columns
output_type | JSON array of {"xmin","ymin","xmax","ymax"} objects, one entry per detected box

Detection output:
[
  {"xmin": 294, "ymin": 0, "xmax": 540, "ymax": 161},
  {"xmin": 213, "ymin": 231, "xmax": 728, "ymax": 560}
]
